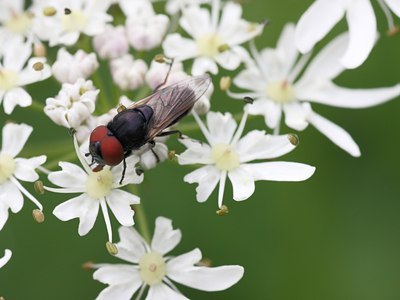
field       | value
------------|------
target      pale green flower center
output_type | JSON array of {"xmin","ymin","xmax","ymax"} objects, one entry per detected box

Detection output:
[
  {"xmin": 197, "ymin": 33, "xmax": 222, "ymax": 57},
  {"xmin": 211, "ymin": 144, "xmax": 240, "ymax": 171},
  {"xmin": 0, "ymin": 154, "xmax": 15, "ymax": 184},
  {"xmin": 139, "ymin": 252, "xmax": 166, "ymax": 286},
  {"xmin": 5, "ymin": 12, "xmax": 32, "ymax": 34},
  {"xmin": 266, "ymin": 80, "xmax": 295, "ymax": 104},
  {"xmin": 86, "ymin": 169, "xmax": 113, "ymax": 199},
  {"xmin": 0, "ymin": 70, "xmax": 19, "ymax": 91},
  {"xmin": 62, "ymin": 10, "xmax": 88, "ymax": 32}
]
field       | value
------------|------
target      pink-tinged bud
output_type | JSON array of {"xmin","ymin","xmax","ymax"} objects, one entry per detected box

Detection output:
[{"xmin": 93, "ymin": 25, "xmax": 129, "ymax": 60}]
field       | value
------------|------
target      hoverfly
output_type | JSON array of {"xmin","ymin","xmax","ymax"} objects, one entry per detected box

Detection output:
[{"xmin": 88, "ymin": 74, "xmax": 211, "ymax": 182}]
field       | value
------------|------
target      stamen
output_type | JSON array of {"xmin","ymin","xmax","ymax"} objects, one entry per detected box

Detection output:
[
  {"xmin": 191, "ymin": 110, "xmax": 213, "ymax": 144},
  {"xmin": 100, "ymin": 198, "xmax": 113, "ymax": 243},
  {"xmin": 217, "ymin": 171, "xmax": 227, "ymax": 208},
  {"xmin": 105, "ymin": 241, "xmax": 118, "ymax": 256},
  {"xmin": 219, "ymin": 76, "xmax": 231, "ymax": 91},
  {"xmin": 34, "ymin": 181, "xmax": 44, "ymax": 195},
  {"xmin": 216, "ymin": 204, "xmax": 229, "ymax": 216},
  {"xmin": 10, "ymin": 176, "xmax": 43, "ymax": 210},
  {"xmin": 32, "ymin": 209, "xmax": 45, "ymax": 223},
  {"xmin": 230, "ymin": 109, "xmax": 249, "ymax": 146},
  {"xmin": 377, "ymin": 0, "xmax": 396, "ymax": 33}
]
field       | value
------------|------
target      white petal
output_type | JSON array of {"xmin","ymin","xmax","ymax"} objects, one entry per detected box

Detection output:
[
  {"xmin": 94, "ymin": 264, "xmax": 141, "ymax": 285},
  {"xmin": 180, "ymin": 6, "xmax": 211, "ymax": 38},
  {"xmin": 237, "ymin": 132, "xmax": 296, "ymax": 162},
  {"xmin": 96, "ymin": 283, "xmax": 141, "ymax": 300},
  {"xmin": 112, "ymin": 155, "xmax": 143, "ymax": 185},
  {"xmin": 48, "ymin": 162, "xmax": 88, "ymax": 188},
  {"xmin": 244, "ymin": 162, "xmax": 316, "ymax": 181},
  {"xmin": 341, "ymin": 0, "xmax": 376, "ymax": 69},
  {"xmin": 18, "ymin": 58, "xmax": 52, "ymax": 86},
  {"xmin": 3, "ymin": 38, "xmax": 31, "ymax": 71},
  {"xmin": 385, "ymin": 0, "xmax": 400, "ymax": 17},
  {"xmin": 106, "ymin": 190, "xmax": 138, "ymax": 226},
  {"xmin": 296, "ymin": 33, "xmax": 348, "ymax": 88},
  {"xmin": 247, "ymin": 99, "xmax": 282, "ymax": 129},
  {"xmin": 295, "ymin": 0, "xmax": 346, "ymax": 53},
  {"xmin": 304, "ymin": 82, "xmax": 400, "ymax": 108},
  {"xmin": 151, "ymin": 216, "xmax": 181, "ymax": 255},
  {"xmin": 206, "ymin": 112, "xmax": 236, "ymax": 145},
  {"xmin": 184, "ymin": 165, "xmax": 220, "ymax": 202},
  {"xmin": 163, "ymin": 34, "xmax": 198, "ymax": 61},
  {"xmin": 283, "ymin": 102, "xmax": 309, "ymax": 131},
  {"xmin": 14, "ymin": 156, "xmax": 46, "ymax": 182},
  {"xmin": 217, "ymin": 2, "xmax": 242, "ymax": 38},
  {"xmin": 215, "ymin": 50, "xmax": 242, "ymax": 71},
  {"xmin": 167, "ymin": 249, "xmax": 244, "ymax": 292},
  {"xmin": 307, "ymin": 110, "xmax": 361, "ymax": 156},
  {"xmin": 178, "ymin": 139, "xmax": 213, "ymax": 165},
  {"xmin": 116, "ymin": 226, "xmax": 147, "ymax": 264},
  {"xmin": 233, "ymin": 68, "xmax": 265, "ymax": 93},
  {"xmin": 3, "ymin": 88, "xmax": 32, "ymax": 114},
  {"xmin": 53, "ymin": 194, "xmax": 99, "ymax": 236},
  {"xmin": 191, "ymin": 57, "xmax": 218, "ymax": 75},
  {"xmin": 0, "ymin": 180, "xmax": 24, "ymax": 230},
  {"xmin": 147, "ymin": 284, "xmax": 188, "ymax": 300},
  {"xmin": 0, "ymin": 249, "xmax": 12, "ymax": 268},
  {"xmin": 1, "ymin": 123, "xmax": 32, "ymax": 157},
  {"xmin": 228, "ymin": 166, "xmax": 255, "ymax": 201},
  {"xmin": 277, "ymin": 23, "xmax": 298, "ymax": 75}
]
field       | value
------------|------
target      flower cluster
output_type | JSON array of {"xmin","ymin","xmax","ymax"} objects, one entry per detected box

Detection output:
[{"xmin": 1, "ymin": 0, "xmax": 400, "ymax": 298}]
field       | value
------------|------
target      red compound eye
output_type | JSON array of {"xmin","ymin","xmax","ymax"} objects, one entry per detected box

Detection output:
[
  {"xmin": 90, "ymin": 125, "xmax": 108, "ymax": 143},
  {"xmin": 100, "ymin": 136, "xmax": 124, "ymax": 166}
]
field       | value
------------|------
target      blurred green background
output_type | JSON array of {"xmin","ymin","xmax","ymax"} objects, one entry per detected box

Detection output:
[{"xmin": 2, "ymin": 0, "xmax": 400, "ymax": 299}]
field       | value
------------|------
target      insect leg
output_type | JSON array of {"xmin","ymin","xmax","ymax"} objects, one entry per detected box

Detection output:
[
  {"xmin": 119, "ymin": 150, "xmax": 132, "ymax": 184},
  {"xmin": 153, "ymin": 58, "xmax": 175, "ymax": 91}
]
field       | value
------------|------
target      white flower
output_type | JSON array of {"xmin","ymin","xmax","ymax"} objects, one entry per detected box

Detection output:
[
  {"xmin": 93, "ymin": 216, "xmax": 244, "ymax": 299},
  {"xmin": 165, "ymin": 0, "xmax": 211, "ymax": 15},
  {"xmin": 163, "ymin": 0, "xmax": 264, "ymax": 75},
  {"xmin": 52, "ymin": 48, "xmax": 99, "ymax": 83},
  {"xmin": 44, "ymin": 134, "xmax": 143, "ymax": 243},
  {"xmin": 0, "ymin": 123, "xmax": 46, "ymax": 230},
  {"xmin": 0, "ymin": 0, "xmax": 34, "ymax": 50},
  {"xmin": 229, "ymin": 24, "xmax": 400, "ymax": 157},
  {"xmin": 110, "ymin": 55, "xmax": 148, "ymax": 91},
  {"xmin": 44, "ymin": 79, "xmax": 99, "ymax": 128},
  {"xmin": 119, "ymin": 0, "xmax": 169, "ymax": 51},
  {"xmin": 93, "ymin": 25, "xmax": 129, "ymax": 60},
  {"xmin": 32, "ymin": 0, "xmax": 113, "ymax": 46},
  {"xmin": 0, "ymin": 249, "xmax": 12, "ymax": 268},
  {"xmin": 178, "ymin": 110, "xmax": 315, "ymax": 208},
  {"xmin": 0, "ymin": 37, "xmax": 51, "ymax": 114},
  {"xmin": 295, "ymin": 0, "xmax": 400, "ymax": 69}
]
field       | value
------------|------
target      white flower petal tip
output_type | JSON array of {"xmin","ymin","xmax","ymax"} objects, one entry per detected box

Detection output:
[
  {"xmin": 0, "ymin": 249, "xmax": 12, "ymax": 268},
  {"xmin": 307, "ymin": 111, "xmax": 361, "ymax": 157}
]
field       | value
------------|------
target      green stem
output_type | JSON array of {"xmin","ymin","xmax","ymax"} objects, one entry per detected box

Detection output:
[
  {"xmin": 129, "ymin": 186, "xmax": 151, "ymax": 243},
  {"xmin": 30, "ymin": 99, "xmax": 44, "ymax": 113},
  {"xmin": 44, "ymin": 151, "xmax": 78, "ymax": 170}
]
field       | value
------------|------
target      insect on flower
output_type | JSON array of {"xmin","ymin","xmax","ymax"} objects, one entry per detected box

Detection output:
[{"xmin": 88, "ymin": 73, "xmax": 211, "ymax": 183}]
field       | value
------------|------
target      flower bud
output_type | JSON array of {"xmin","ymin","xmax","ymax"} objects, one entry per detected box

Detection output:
[
  {"xmin": 52, "ymin": 48, "xmax": 99, "ymax": 83},
  {"xmin": 110, "ymin": 55, "xmax": 147, "ymax": 90},
  {"xmin": 34, "ymin": 43, "xmax": 47, "ymax": 57},
  {"xmin": 93, "ymin": 25, "xmax": 129, "ymax": 60}
]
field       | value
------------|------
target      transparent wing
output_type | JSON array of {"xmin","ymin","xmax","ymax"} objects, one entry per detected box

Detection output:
[{"xmin": 129, "ymin": 74, "xmax": 211, "ymax": 140}]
